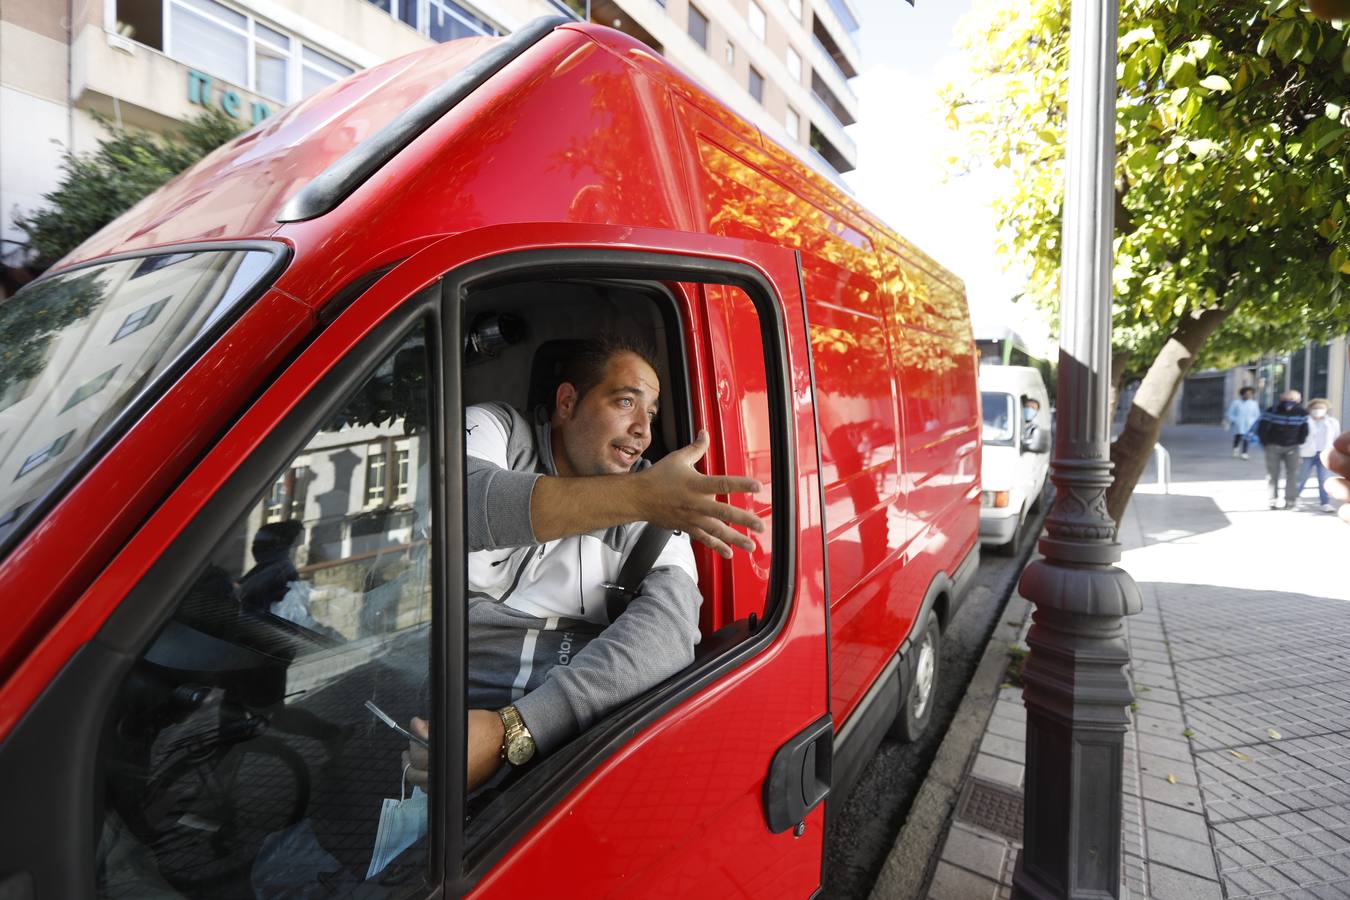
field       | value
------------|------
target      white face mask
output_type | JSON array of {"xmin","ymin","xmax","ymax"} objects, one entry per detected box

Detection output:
[{"xmin": 1311, "ymin": 409, "xmax": 1327, "ymax": 419}]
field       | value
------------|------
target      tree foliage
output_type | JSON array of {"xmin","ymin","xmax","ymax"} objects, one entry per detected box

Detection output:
[
  {"xmin": 13, "ymin": 111, "xmax": 241, "ymax": 271},
  {"xmin": 0, "ymin": 270, "xmax": 107, "ymax": 398},
  {"xmin": 945, "ymin": 0, "xmax": 1350, "ymax": 375}
]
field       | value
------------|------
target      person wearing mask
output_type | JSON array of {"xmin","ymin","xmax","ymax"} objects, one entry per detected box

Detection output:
[
  {"xmin": 1256, "ymin": 390, "xmax": 1310, "ymax": 509},
  {"xmin": 1297, "ymin": 399, "xmax": 1342, "ymax": 512},
  {"xmin": 1224, "ymin": 386, "xmax": 1261, "ymax": 459}
]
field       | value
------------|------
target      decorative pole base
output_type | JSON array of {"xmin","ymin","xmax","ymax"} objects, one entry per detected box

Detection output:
[{"xmin": 1011, "ymin": 564, "xmax": 1140, "ymax": 900}]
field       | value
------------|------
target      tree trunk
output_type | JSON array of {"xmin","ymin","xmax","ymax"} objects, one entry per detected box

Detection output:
[
  {"xmin": 1105, "ymin": 305, "xmax": 1234, "ymax": 524},
  {"xmin": 1107, "ymin": 349, "xmax": 1131, "ymax": 426}
]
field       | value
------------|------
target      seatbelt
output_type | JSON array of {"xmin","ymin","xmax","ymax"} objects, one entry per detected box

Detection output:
[{"xmin": 603, "ymin": 525, "xmax": 675, "ymax": 622}]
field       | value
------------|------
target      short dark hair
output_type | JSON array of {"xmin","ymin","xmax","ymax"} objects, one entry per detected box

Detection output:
[
  {"xmin": 556, "ymin": 334, "xmax": 659, "ymax": 410},
  {"xmin": 1240, "ymin": 386, "xmax": 1254, "ymax": 397}
]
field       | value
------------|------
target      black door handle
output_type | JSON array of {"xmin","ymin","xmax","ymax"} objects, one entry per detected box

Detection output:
[{"xmin": 763, "ymin": 713, "xmax": 833, "ymax": 833}]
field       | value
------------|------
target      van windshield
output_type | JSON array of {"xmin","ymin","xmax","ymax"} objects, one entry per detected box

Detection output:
[
  {"xmin": 0, "ymin": 248, "xmax": 281, "ymax": 546},
  {"xmin": 981, "ymin": 392, "xmax": 1015, "ymax": 445}
]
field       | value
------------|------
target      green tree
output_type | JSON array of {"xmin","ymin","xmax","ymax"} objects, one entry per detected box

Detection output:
[
  {"xmin": 946, "ymin": 0, "xmax": 1350, "ymax": 522},
  {"xmin": 13, "ymin": 111, "xmax": 241, "ymax": 271}
]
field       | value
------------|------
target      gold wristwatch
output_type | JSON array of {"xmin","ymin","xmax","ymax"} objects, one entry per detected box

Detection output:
[{"xmin": 498, "ymin": 705, "xmax": 536, "ymax": 766}]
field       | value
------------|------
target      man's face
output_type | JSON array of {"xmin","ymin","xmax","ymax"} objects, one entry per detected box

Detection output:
[{"xmin": 553, "ymin": 352, "xmax": 660, "ymax": 477}]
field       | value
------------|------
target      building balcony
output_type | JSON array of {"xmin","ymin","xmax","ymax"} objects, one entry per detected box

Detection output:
[
  {"xmin": 811, "ymin": 72, "xmax": 855, "ymax": 129},
  {"xmin": 809, "ymin": 0, "xmax": 859, "ymax": 79},
  {"xmin": 808, "ymin": 127, "xmax": 853, "ymax": 177},
  {"xmin": 810, "ymin": 34, "xmax": 856, "ymax": 109}
]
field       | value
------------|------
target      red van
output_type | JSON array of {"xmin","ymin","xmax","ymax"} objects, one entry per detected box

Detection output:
[{"xmin": 0, "ymin": 18, "xmax": 978, "ymax": 898}]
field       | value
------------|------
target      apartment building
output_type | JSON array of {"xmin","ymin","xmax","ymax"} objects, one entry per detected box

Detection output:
[
  {"xmin": 0, "ymin": 0, "xmax": 862, "ymax": 270},
  {"xmin": 571, "ymin": 0, "xmax": 862, "ymax": 178}
]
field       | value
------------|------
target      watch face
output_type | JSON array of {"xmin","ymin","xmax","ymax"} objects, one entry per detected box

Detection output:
[{"xmin": 506, "ymin": 734, "xmax": 535, "ymax": 766}]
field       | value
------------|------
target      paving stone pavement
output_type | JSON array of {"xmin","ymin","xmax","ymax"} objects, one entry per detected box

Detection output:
[{"xmin": 923, "ymin": 425, "xmax": 1350, "ymax": 899}]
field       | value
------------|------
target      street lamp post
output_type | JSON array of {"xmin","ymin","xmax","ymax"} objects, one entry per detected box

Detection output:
[{"xmin": 1012, "ymin": 0, "xmax": 1142, "ymax": 897}]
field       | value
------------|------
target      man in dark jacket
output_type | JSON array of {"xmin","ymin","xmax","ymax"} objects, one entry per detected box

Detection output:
[{"xmin": 1256, "ymin": 390, "xmax": 1310, "ymax": 509}]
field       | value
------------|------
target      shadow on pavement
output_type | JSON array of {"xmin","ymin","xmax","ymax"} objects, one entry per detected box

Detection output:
[{"xmin": 1128, "ymin": 493, "xmax": 1230, "ymax": 543}]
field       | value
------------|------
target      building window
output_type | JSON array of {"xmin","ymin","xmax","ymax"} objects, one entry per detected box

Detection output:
[
  {"xmin": 367, "ymin": 0, "xmax": 503, "ymax": 42},
  {"xmin": 16, "ymin": 431, "xmax": 73, "ymax": 480},
  {"xmin": 112, "ymin": 298, "xmax": 170, "ymax": 343},
  {"xmin": 749, "ymin": 66, "xmax": 764, "ymax": 103},
  {"xmin": 725, "ymin": 41, "xmax": 735, "ymax": 67},
  {"xmin": 787, "ymin": 46, "xmax": 802, "ymax": 81},
  {"xmin": 254, "ymin": 22, "xmax": 290, "ymax": 100},
  {"xmin": 427, "ymin": 0, "xmax": 501, "ymax": 42},
  {"xmin": 301, "ymin": 46, "xmax": 354, "ymax": 97},
  {"xmin": 786, "ymin": 106, "xmax": 800, "ymax": 141},
  {"xmin": 170, "ymin": 0, "xmax": 248, "ymax": 86},
  {"xmin": 155, "ymin": 0, "xmax": 356, "ymax": 103},
  {"xmin": 61, "ymin": 367, "xmax": 119, "ymax": 413},
  {"xmin": 365, "ymin": 445, "xmax": 388, "ymax": 507},
  {"xmin": 394, "ymin": 442, "xmax": 412, "ymax": 502},
  {"xmin": 362, "ymin": 440, "xmax": 413, "ymax": 507},
  {"xmin": 688, "ymin": 5, "xmax": 709, "ymax": 50},
  {"xmin": 263, "ymin": 462, "xmax": 308, "ymax": 523},
  {"xmin": 748, "ymin": 2, "xmax": 767, "ymax": 41}
]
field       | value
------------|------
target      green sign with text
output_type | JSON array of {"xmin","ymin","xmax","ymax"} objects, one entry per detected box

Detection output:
[{"xmin": 187, "ymin": 70, "xmax": 272, "ymax": 125}]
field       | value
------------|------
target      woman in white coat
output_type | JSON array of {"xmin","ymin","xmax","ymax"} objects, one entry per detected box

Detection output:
[{"xmin": 1297, "ymin": 398, "xmax": 1342, "ymax": 512}]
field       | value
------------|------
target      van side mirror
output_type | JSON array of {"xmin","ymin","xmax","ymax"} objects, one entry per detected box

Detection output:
[{"xmin": 1022, "ymin": 425, "xmax": 1050, "ymax": 454}]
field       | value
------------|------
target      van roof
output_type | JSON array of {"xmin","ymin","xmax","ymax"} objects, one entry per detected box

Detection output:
[
  {"xmin": 60, "ymin": 31, "xmax": 524, "ymax": 268},
  {"xmin": 57, "ymin": 21, "xmax": 963, "ymax": 293}
]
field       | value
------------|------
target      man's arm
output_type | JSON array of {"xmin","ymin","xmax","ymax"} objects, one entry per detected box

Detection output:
[
  {"xmin": 512, "ymin": 565, "xmax": 701, "ymax": 756},
  {"xmin": 532, "ymin": 432, "xmax": 762, "ymax": 558},
  {"xmin": 469, "ymin": 427, "xmax": 765, "ymax": 558}
]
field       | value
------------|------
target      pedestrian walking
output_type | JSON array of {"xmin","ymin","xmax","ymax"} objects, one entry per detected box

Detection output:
[
  {"xmin": 1297, "ymin": 399, "xmax": 1342, "ymax": 512},
  {"xmin": 1256, "ymin": 390, "xmax": 1310, "ymax": 509},
  {"xmin": 1224, "ymin": 386, "xmax": 1261, "ymax": 459}
]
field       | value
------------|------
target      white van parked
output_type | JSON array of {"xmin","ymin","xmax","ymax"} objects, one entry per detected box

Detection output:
[{"xmin": 979, "ymin": 365, "xmax": 1052, "ymax": 554}]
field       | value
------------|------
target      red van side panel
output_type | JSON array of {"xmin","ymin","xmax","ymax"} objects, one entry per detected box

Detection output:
[{"xmin": 661, "ymin": 66, "xmax": 979, "ymax": 724}]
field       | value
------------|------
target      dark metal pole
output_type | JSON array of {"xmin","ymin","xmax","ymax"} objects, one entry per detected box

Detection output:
[{"xmin": 1012, "ymin": 0, "xmax": 1142, "ymax": 896}]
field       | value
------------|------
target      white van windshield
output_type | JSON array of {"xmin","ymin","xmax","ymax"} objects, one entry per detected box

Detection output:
[
  {"xmin": 981, "ymin": 392, "xmax": 1015, "ymax": 445},
  {"xmin": 0, "ymin": 248, "xmax": 280, "ymax": 546}
]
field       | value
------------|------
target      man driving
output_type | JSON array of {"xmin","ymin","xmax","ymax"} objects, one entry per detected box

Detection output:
[{"xmin": 408, "ymin": 336, "xmax": 764, "ymax": 791}]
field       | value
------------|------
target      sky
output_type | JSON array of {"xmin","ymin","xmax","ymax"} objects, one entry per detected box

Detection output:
[{"xmin": 841, "ymin": 0, "xmax": 1053, "ymax": 353}]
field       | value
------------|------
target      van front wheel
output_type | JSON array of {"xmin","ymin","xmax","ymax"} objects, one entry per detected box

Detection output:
[{"xmin": 896, "ymin": 610, "xmax": 942, "ymax": 742}]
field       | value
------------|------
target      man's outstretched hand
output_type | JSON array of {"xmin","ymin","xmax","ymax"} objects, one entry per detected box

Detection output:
[
  {"xmin": 1323, "ymin": 430, "xmax": 1350, "ymax": 526},
  {"xmin": 637, "ymin": 430, "xmax": 765, "ymax": 558}
]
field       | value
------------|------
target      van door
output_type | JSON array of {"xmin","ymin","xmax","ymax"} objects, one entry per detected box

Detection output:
[
  {"xmin": 0, "ymin": 224, "xmax": 829, "ymax": 898},
  {"xmin": 431, "ymin": 224, "xmax": 830, "ymax": 898}
]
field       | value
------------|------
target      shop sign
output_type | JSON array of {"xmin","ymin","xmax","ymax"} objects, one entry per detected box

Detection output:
[{"xmin": 187, "ymin": 70, "xmax": 273, "ymax": 125}]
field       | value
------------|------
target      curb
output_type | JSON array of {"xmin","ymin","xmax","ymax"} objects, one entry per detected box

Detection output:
[{"xmin": 867, "ymin": 588, "xmax": 1031, "ymax": 899}]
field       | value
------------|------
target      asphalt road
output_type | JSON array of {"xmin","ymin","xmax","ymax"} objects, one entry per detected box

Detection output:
[{"xmin": 820, "ymin": 504, "xmax": 1048, "ymax": 899}]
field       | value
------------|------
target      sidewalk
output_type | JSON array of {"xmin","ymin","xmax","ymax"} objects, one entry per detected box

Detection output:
[{"xmin": 892, "ymin": 425, "xmax": 1350, "ymax": 899}]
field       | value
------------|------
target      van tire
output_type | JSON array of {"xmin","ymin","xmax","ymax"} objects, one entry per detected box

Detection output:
[{"xmin": 896, "ymin": 610, "xmax": 941, "ymax": 742}]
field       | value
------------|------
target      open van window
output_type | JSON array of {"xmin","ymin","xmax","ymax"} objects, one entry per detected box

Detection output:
[
  {"xmin": 455, "ymin": 273, "xmax": 776, "ymax": 848},
  {"xmin": 981, "ymin": 392, "xmax": 1016, "ymax": 445},
  {"xmin": 0, "ymin": 247, "xmax": 282, "ymax": 545}
]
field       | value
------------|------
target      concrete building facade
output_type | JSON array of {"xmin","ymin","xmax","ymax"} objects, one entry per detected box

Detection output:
[{"xmin": 0, "ymin": 0, "xmax": 863, "ymax": 271}]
